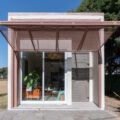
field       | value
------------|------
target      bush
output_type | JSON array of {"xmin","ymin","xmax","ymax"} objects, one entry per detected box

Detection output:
[{"xmin": 105, "ymin": 75, "xmax": 120, "ymax": 95}]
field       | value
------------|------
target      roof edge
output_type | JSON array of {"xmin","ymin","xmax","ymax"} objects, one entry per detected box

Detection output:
[{"xmin": 8, "ymin": 12, "xmax": 104, "ymax": 16}]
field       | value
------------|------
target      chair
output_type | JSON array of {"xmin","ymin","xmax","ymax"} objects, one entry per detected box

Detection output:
[{"xmin": 56, "ymin": 90, "xmax": 64, "ymax": 101}]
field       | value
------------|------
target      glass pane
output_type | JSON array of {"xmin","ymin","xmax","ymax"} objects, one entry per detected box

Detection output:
[
  {"xmin": 44, "ymin": 52, "xmax": 65, "ymax": 101},
  {"xmin": 21, "ymin": 52, "xmax": 42, "ymax": 101}
]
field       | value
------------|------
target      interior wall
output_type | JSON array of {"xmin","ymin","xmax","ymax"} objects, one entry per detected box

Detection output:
[{"xmin": 21, "ymin": 52, "xmax": 42, "ymax": 79}]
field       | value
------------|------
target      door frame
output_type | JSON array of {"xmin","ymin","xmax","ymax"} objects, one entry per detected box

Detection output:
[{"xmin": 19, "ymin": 52, "xmax": 72, "ymax": 105}]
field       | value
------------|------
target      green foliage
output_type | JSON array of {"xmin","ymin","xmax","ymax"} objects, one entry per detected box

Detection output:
[
  {"xmin": 76, "ymin": 0, "xmax": 120, "ymax": 20},
  {"xmin": 105, "ymin": 75, "xmax": 120, "ymax": 93},
  {"xmin": 24, "ymin": 71, "xmax": 39, "ymax": 89},
  {"xmin": 0, "ymin": 67, "xmax": 7, "ymax": 79},
  {"xmin": 77, "ymin": 0, "xmax": 101, "ymax": 12},
  {"xmin": 114, "ymin": 37, "xmax": 120, "ymax": 47}
]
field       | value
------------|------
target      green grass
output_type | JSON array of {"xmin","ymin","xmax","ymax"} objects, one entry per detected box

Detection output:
[{"xmin": 0, "ymin": 94, "xmax": 7, "ymax": 109}]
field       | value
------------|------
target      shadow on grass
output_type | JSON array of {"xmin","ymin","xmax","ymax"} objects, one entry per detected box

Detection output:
[
  {"xmin": 114, "ymin": 106, "xmax": 120, "ymax": 112},
  {"xmin": 116, "ymin": 107, "xmax": 120, "ymax": 112},
  {"xmin": 105, "ymin": 92, "xmax": 120, "ymax": 100},
  {"xmin": 0, "ymin": 94, "xmax": 7, "ymax": 109},
  {"xmin": 0, "ymin": 93, "xmax": 7, "ymax": 97}
]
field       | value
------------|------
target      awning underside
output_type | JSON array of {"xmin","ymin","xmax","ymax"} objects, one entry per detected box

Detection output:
[{"xmin": 0, "ymin": 21, "xmax": 117, "ymax": 52}]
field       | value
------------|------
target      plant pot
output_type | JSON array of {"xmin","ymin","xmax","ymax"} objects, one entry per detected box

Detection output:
[{"xmin": 26, "ymin": 87, "xmax": 32, "ymax": 92}]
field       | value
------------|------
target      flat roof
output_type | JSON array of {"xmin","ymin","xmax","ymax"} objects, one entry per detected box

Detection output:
[
  {"xmin": 8, "ymin": 12, "xmax": 104, "ymax": 22},
  {"xmin": 8, "ymin": 12, "xmax": 104, "ymax": 16}
]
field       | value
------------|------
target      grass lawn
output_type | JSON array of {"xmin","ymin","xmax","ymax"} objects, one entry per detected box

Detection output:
[{"xmin": 0, "ymin": 79, "xmax": 7, "ymax": 110}]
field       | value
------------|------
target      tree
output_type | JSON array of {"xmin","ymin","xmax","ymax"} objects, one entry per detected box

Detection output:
[
  {"xmin": 0, "ymin": 67, "xmax": 7, "ymax": 79},
  {"xmin": 76, "ymin": 0, "xmax": 120, "ymax": 20},
  {"xmin": 76, "ymin": 0, "xmax": 120, "ymax": 75}
]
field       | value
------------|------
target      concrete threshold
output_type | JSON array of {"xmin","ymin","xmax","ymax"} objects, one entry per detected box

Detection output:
[{"xmin": 14, "ymin": 102, "xmax": 100, "ymax": 111}]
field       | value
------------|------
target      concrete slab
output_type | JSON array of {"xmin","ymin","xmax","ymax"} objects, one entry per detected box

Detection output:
[
  {"xmin": 18, "ymin": 102, "xmax": 99, "ymax": 110},
  {"xmin": 0, "ymin": 110, "xmax": 119, "ymax": 120}
]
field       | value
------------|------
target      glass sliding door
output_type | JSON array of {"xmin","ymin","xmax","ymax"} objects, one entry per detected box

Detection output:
[
  {"xmin": 21, "ymin": 52, "xmax": 42, "ymax": 101},
  {"xmin": 44, "ymin": 53, "xmax": 65, "ymax": 101},
  {"xmin": 20, "ymin": 52, "xmax": 65, "ymax": 103}
]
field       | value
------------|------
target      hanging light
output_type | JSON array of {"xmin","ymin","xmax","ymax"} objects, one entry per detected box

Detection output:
[{"xmin": 47, "ymin": 53, "xmax": 63, "ymax": 60}]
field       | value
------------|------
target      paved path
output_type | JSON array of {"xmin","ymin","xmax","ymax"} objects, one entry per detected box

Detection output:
[{"xmin": 0, "ymin": 110, "xmax": 119, "ymax": 120}]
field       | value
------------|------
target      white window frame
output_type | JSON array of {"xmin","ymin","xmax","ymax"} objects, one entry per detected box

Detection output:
[{"xmin": 19, "ymin": 52, "xmax": 72, "ymax": 105}]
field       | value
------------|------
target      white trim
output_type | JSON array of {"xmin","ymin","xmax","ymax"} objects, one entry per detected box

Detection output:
[
  {"xmin": 21, "ymin": 101, "xmax": 66, "ymax": 105},
  {"xmin": 65, "ymin": 53, "xmax": 67, "ymax": 104},
  {"xmin": 9, "ymin": 12, "xmax": 104, "ymax": 16},
  {"xmin": 67, "ymin": 52, "xmax": 72, "ymax": 105},
  {"xmin": 8, "ymin": 44, "xmax": 12, "ymax": 109},
  {"xmin": 100, "ymin": 31, "xmax": 105, "ymax": 110},
  {"xmin": 89, "ymin": 52, "xmax": 93, "ymax": 102},
  {"xmin": 9, "ymin": 13, "xmax": 104, "ymax": 21},
  {"xmin": 42, "ymin": 52, "xmax": 45, "ymax": 101},
  {"xmin": 100, "ymin": 16, "xmax": 105, "ymax": 110},
  {"xmin": 67, "ymin": 71, "xmax": 72, "ymax": 105},
  {"xmin": 8, "ymin": 16, "xmax": 13, "ymax": 110}
]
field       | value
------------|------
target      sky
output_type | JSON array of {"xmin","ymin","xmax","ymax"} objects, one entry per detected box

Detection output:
[{"xmin": 0, "ymin": 0, "xmax": 82, "ymax": 67}]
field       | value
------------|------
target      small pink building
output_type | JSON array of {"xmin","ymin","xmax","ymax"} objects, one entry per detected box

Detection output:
[{"xmin": 0, "ymin": 13, "xmax": 118, "ymax": 110}]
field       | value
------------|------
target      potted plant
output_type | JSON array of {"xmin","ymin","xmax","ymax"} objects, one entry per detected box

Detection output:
[{"xmin": 24, "ymin": 71, "xmax": 40, "ymax": 92}]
